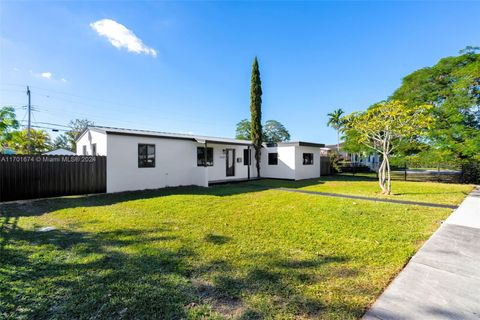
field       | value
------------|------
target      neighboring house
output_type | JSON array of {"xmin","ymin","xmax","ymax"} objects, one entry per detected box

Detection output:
[
  {"xmin": 76, "ymin": 126, "xmax": 325, "ymax": 193},
  {"xmin": 43, "ymin": 148, "xmax": 76, "ymax": 155},
  {"xmin": 321, "ymin": 143, "xmax": 380, "ymax": 170}
]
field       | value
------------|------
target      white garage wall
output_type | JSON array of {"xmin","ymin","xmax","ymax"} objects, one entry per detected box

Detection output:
[
  {"xmin": 76, "ymin": 130, "xmax": 107, "ymax": 156},
  {"xmin": 106, "ymin": 134, "xmax": 207, "ymax": 193},
  {"xmin": 260, "ymin": 146, "xmax": 296, "ymax": 180},
  {"xmin": 294, "ymin": 146, "xmax": 321, "ymax": 180}
]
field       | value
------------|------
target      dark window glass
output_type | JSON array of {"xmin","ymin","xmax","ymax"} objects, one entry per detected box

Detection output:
[
  {"xmin": 303, "ymin": 153, "xmax": 314, "ymax": 165},
  {"xmin": 82, "ymin": 145, "xmax": 87, "ymax": 155},
  {"xmin": 268, "ymin": 153, "xmax": 278, "ymax": 165},
  {"xmin": 138, "ymin": 144, "xmax": 155, "ymax": 168},
  {"xmin": 243, "ymin": 149, "xmax": 251, "ymax": 165},
  {"xmin": 197, "ymin": 147, "xmax": 213, "ymax": 166},
  {"xmin": 92, "ymin": 143, "xmax": 97, "ymax": 156}
]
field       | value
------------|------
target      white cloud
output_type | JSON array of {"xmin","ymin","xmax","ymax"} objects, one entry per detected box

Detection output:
[
  {"xmin": 90, "ymin": 19, "xmax": 157, "ymax": 57},
  {"xmin": 29, "ymin": 70, "xmax": 66, "ymax": 82},
  {"xmin": 41, "ymin": 72, "xmax": 52, "ymax": 79}
]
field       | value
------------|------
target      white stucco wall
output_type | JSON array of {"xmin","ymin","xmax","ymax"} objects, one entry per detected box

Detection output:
[
  {"xmin": 76, "ymin": 130, "xmax": 107, "ymax": 156},
  {"xmin": 106, "ymin": 134, "xmax": 207, "ymax": 193},
  {"xmin": 294, "ymin": 146, "xmax": 321, "ymax": 180},
  {"xmin": 105, "ymin": 135, "xmax": 257, "ymax": 193},
  {"xmin": 202, "ymin": 143, "xmax": 258, "ymax": 182},
  {"xmin": 260, "ymin": 146, "xmax": 296, "ymax": 180},
  {"xmin": 75, "ymin": 128, "xmax": 322, "ymax": 193}
]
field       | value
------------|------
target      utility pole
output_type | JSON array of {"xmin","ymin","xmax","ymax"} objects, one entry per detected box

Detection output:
[{"xmin": 27, "ymin": 86, "xmax": 31, "ymax": 153}]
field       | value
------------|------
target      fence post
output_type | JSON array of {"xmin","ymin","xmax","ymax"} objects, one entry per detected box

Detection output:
[{"xmin": 404, "ymin": 161, "xmax": 407, "ymax": 181}]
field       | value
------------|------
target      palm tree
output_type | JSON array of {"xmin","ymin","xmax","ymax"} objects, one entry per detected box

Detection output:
[{"xmin": 327, "ymin": 108, "xmax": 345, "ymax": 151}]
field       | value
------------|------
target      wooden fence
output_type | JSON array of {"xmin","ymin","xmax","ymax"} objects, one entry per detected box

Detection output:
[
  {"xmin": 320, "ymin": 156, "xmax": 331, "ymax": 176},
  {"xmin": 0, "ymin": 155, "xmax": 106, "ymax": 202}
]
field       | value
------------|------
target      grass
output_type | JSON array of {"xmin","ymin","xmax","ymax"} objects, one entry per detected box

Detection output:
[
  {"xmin": 0, "ymin": 177, "xmax": 472, "ymax": 319},
  {"xmin": 250, "ymin": 176, "xmax": 474, "ymax": 205}
]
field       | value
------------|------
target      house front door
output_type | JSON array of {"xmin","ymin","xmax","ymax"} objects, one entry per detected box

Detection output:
[{"xmin": 226, "ymin": 149, "xmax": 235, "ymax": 177}]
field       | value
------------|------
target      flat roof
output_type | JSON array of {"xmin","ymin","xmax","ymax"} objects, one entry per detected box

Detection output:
[{"xmin": 265, "ymin": 141, "xmax": 325, "ymax": 148}]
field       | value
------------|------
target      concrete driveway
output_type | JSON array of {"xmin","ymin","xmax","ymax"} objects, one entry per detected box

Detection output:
[{"xmin": 363, "ymin": 187, "xmax": 480, "ymax": 320}]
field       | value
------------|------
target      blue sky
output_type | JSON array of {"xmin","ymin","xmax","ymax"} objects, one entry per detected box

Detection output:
[{"xmin": 1, "ymin": 1, "xmax": 479, "ymax": 144}]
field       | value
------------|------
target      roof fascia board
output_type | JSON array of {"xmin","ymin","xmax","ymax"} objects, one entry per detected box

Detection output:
[
  {"xmin": 106, "ymin": 131, "xmax": 252, "ymax": 146},
  {"xmin": 75, "ymin": 127, "xmax": 106, "ymax": 142}
]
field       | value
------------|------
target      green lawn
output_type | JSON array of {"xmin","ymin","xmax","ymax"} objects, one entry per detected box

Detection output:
[
  {"xmin": 250, "ymin": 176, "xmax": 473, "ymax": 205},
  {"xmin": 0, "ymin": 178, "xmax": 471, "ymax": 319}
]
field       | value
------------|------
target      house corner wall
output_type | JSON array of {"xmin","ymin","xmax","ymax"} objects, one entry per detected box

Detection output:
[
  {"xmin": 294, "ymin": 146, "xmax": 321, "ymax": 180},
  {"xmin": 260, "ymin": 146, "xmax": 296, "ymax": 180}
]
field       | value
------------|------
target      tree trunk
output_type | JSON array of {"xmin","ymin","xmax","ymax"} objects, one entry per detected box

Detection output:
[
  {"xmin": 378, "ymin": 157, "xmax": 387, "ymax": 194},
  {"xmin": 255, "ymin": 145, "xmax": 261, "ymax": 178},
  {"xmin": 385, "ymin": 155, "xmax": 391, "ymax": 195},
  {"xmin": 337, "ymin": 130, "xmax": 340, "ymax": 152}
]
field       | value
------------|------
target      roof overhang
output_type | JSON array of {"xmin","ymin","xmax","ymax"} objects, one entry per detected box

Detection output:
[
  {"xmin": 268, "ymin": 141, "xmax": 325, "ymax": 148},
  {"xmin": 75, "ymin": 127, "xmax": 106, "ymax": 142},
  {"xmin": 195, "ymin": 138, "xmax": 252, "ymax": 146},
  {"xmin": 99, "ymin": 129, "xmax": 252, "ymax": 146}
]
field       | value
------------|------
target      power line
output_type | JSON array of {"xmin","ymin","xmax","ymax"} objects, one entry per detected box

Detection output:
[
  {"xmin": 2, "ymin": 82, "xmax": 232, "ymax": 123},
  {"xmin": 2, "ymin": 83, "xmax": 237, "ymax": 131},
  {"xmin": 34, "ymin": 121, "xmax": 71, "ymax": 128},
  {"xmin": 21, "ymin": 124, "xmax": 69, "ymax": 132}
]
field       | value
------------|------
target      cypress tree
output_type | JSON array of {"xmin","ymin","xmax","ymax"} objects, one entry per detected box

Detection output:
[{"xmin": 250, "ymin": 57, "xmax": 263, "ymax": 177}]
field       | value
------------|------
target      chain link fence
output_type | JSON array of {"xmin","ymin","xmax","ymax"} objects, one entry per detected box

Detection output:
[{"xmin": 335, "ymin": 161, "xmax": 479, "ymax": 184}]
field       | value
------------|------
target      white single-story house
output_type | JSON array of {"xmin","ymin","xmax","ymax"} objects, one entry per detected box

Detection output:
[
  {"xmin": 43, "ymin": 148, "xmax": 76, "ymax": 156},
  {"xmin": 76, "ymin": 126, "xmax": 325, "ymax": 193}
]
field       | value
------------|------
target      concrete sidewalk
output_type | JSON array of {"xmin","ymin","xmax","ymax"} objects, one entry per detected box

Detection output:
[{"xmin": 363, "ymin": 187, "xmax": 480, "ymax": 320}]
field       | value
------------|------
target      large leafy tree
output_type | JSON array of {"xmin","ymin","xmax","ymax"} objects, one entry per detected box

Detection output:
[
  {"xmin": 392, "ymin": 48, "xmax": 480, "ymax": 163},
  {"xmin": 66, "ymin": 118, "xmax": 94, "ymax": 150},
  {"xmin": 235, "ymin": 119, "xmax": 290, "ymax": 143},
  {"xmin": 250, "ymin": 57, "xmax": 263, "ymax": 177},
  {"xmin": 52, "ymin": 134, "xmax": 71, "ymax": 150},
  {"xmin": 344, "ymin": 100, "xmax": 433, "ymax": 195},
  {"xmin": 7, "ymin": 128, "xmax": 51, "ymax": 154},
  {"xmin": 0, "ymin": 106, "xmax": 19, "ymax": 150},
  {"xmin": 263, "ymin": 120, "xmax": 290, "ymax": 143},
  {"xmin": 327, "ymin": 108, "xmax": 345, "ymax": 151},
  {"xmin": 235, "ymin": 119, "xmax": 251, "ymax": 140}
]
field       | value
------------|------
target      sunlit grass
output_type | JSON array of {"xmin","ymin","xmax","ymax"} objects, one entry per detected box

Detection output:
[
  {"xmin": 250, "ymin": 176, "xmax": 473, "ymax": 205},
  {"xmin": 0, "ymin": 178, "xmax": 466, "ymax": 319}
]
